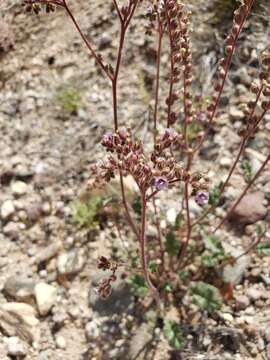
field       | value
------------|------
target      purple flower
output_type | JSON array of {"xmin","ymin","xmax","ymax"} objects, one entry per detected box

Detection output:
[
  {"xmin": 195, "ymin": 191, "xmax": 209, "ymax": 206},
  {"xmin": 162, "ymin": 128, "xmax": 178, "ymax": 141},
  {"xmin": 154, "ymin": 176, "xmax": 169, "ymax": 191},
  {"xmin": 102, "ymin": 132, "xmax": 114, "ymax": 148}
]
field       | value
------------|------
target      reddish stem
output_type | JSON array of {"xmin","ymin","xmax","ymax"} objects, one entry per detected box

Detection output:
[
  {"xmin": 191, "ymin": 82, "xmax": 266, "ymax": 228},
  {"xmin": 140, "ymin": 191, "xmax": 160, "ymax": 306},
  {"xmin": 153, "ymin": 18, "xmax": 163, "ymax": 144},
  {"xmin": 193, "ymin": 0, "xmax": 255, "ymax": 154}
]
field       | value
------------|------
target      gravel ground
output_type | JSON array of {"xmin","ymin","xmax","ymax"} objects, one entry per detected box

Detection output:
[{"xmin": 0, "ymin": 0, "xmax": 270, "ymax": 359}]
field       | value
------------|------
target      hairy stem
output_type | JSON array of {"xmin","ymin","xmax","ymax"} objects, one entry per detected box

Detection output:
[
  {"xmin": 193, "ymin": 0, "xmax": 255, "ymax": 154},
  {"xmin": 191, "ymin": 83, "xmax": 266, "ymax": 228},
  {"xmin": 152, "ymin": 196, "xmax": 165, "ymax": 272},
  {"xmin": 63, "ymin": 1, "xmax": 112, "ymax": 80},
  {"xmin": 153, "ymin": 18, "xmax": 163, "ymax": 144},
  {"xmin": 141, "ymin": 191, "xmax": 160, "ymax": 306}
]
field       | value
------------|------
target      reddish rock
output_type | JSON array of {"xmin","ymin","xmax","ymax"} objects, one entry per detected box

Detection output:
[{"xmin": 228, "ymin": 191, "xmax": 268, "ymax": 227}]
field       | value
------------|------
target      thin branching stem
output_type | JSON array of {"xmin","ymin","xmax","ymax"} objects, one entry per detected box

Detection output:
[
  {"xmin": 63, "ymin": 1, "xmax": 113, "ymax": 80},
  {"xmin": 191, "ymin": 83, "xmax": 266, "ymax": 228},
  {"xmin": 112, "ymin": 0, "xmax": 123, "ymax": 23},
  {"xmin": 152, "ymin": 196, "xmax": 165, "ymax": 271},
  {"xmin": 165, "ymin": 3, "xmax": 175, "ymax": 127},
  {"xmin": 140, "ymin": 191, "xmax": 160, "ymax": 306},
  {"xmin": 153, "ymin": 17, "xmax": 163, "ymax": 144},
  {"xmin": 193, "ymin": 0, "xmax": 255, "ymax": 154}
]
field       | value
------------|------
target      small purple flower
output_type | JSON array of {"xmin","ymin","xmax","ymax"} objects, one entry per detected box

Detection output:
[
  {"xmin": 195, "ymin": 191, "xmax": 209, "ymax": 206},
  {"xmin": 154, "ymin": 176, "xmax": 169, "ymax": 191},
  {"xmin": 197, "ymin": 112, "xmax": 207, "ymax": 123},
  {"xmin": 102, "ymin": 132, "xmax": 114, "ymax": 149},
  {"xmin": 162, "ymin": 128, "xmax": 178, "ymax": 141}
]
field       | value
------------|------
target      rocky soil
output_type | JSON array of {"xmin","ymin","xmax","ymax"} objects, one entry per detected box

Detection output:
[{"xmin": 0, "ymin": 0, "xmax": 270, "ymax": 359}]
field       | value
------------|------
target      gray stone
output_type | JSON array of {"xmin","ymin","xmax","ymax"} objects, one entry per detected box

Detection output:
[
  {"xmin": 85, "ymin": 319, "xmax": 101, "ymax": 340},
  {"xmin": 223, "ymin": 254, "xmax": 251, "ymax": 285},
  {"xmin": 6, "ymin": 336, "xmax": 27, "ymax": 357},
  {"xmin": 267, "ymin": 343, "xmax": 270, "ymax": 360},
  {"xmin": 34, "ymin": 242, "xmax": 62, "ymax": 264},
  {"xmin": 4, "ymin": 276, "xmax": 36, "ymax": 301},
  {"xmin": 129, "ymin": 323, "xmax": 153, "ymax": 359},
  {"xmin": 57, "ymin": 249, "xmax": 85, "ymax": 276},
  {"xmin": 235, "ymin": 295, "xmax": 250, "ymax": 310},
  {"xmin": 3, "ymin": 222, "xmax": 21, "ymax": 239},
  {"xmin": 264, "ymin": 327, "xmax": 270, "ymax": 343}
]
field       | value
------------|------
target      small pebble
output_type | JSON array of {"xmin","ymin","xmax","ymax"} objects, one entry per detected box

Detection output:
[{"xmin": 55, "ymin": 335, "xmax": 66, "ymax": 349}]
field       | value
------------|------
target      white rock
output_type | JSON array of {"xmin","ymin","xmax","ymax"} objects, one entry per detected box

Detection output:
[
  {"xmin": 221, "ymin": 312, "xmax": 234, "ymax": 323},
  {"xmin": 246, "ymin": 287, "xmax": 263, "ymax": 301},
  {"xmin": 166, "ymin": 208, "xmax": 177, "ymax": 224},
  {"xmin": 0, "ymin": 302, "xmax": 40, "ymax": 344},
  {"xmin": 11, "ymin": 181, "xmax": 28, "ymax": 196},
  {"xmin": 34, "ymin": 283, "xmax": 57, "ymax": 316},
  {"xmin": 229, "ymin": 107, "xmax": 244, "ymax": 121},
  {"xmin": 1, "ymin": 200, "xmax": 15, "ymax": 220},
  {"xmin": 55, "ymin": 335, "xmax": 66, "ymax": 349},
  {"xmin": 6, "ymin": 336, "xmax": 27, "ymax": 357}
]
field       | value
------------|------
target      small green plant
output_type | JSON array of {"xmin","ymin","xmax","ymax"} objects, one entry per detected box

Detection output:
[
  {"xmin": 56, "ymin": 86, "xmax": 82, "ymax": 113},
  {"xmin": 201, "ymin": 235, "xmax": 227, "ymax": 268},
  {"xmin": 256, "ymin": 243, "xmax": 270, "ymax": 256},
  {"xmin": 165, "ymin": 231, "xmax": 180, "ymax": 257},
  {"xmin": 163, "ymin": 320, "xmax": 185, "ymax": 350},
  {"xmin": 208, "ymin": 184, "xmax": 222, "ymax": 206},
  {"xmin": 127, "ymin": 274, "xmax": 148, "ymax": 297},
  {"xmin": 242, "ymin": 159, "xmax": 253, "ymax": 183},
  {"xmin": 190, "ymin": 281, "xmax": 222, "ymax": 313},
  {"xmin": 73, "ymin": 196, "xmax": 103, "ymax": 229}
]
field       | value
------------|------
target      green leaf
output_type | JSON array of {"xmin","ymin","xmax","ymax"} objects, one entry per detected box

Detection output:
[
  {"xmin": 174, "ymin": 212, "xmax": 184, "ymax": 230},
  {"xmin": 201, "ymin": 235, "xmax": 226, "ymax": 268},
  {"xmin": 163, "ymin": 320, "xmax": 185, "ymax": 350},
  {"xmin": 132, "ymin": 196, "xmax": 142, "ymax": 217},
  {"xmin": 149, "ymin": 260, "xmax": 158, "ymax": 273},
  {"xmin": 165, "ymin": 231, "xmax": 180, "ymax": 257},
  {"xmin": 163, "ymin": 282, "xmax": 173, "ymax": 293},
  {"xmin": 73, "ymin": 196, "xmax": 103, "ymax": 229},
  {"xmin": 203, "ymin": 235, "xmax": 224, "ymax": 255},
  {"xmin": 208, "ymin": 185, "xmax": 221, "ymax": 206},
  {"xmin": 190, "ymin": 281, "xmax": 222, "ymax": 313},
  {"xmin": 242, "ymin": 159, "xmax": 253, "ymax": 183},
  {"xmin": 127, "ymin": 275, "xmax": 148, "ymax": 297},
  {"xmin": 178, "ymin": 270, "xmax": 189, "ymax": 280},
  {"xmin": 256, "ymin": 243, "xmax": 270, "ymax": 256}
]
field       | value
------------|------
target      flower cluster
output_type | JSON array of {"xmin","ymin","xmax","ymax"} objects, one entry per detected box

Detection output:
[
  {"xmin": 237, "ymin": 51, "xmax": 270, "ymax": 138},
  {"xmin": 22, "ymin": 0, "xmax": 58, "ymax": 14},
  {"xmin": 95, "ymin": 256, "xmax": 118, "ymax": 299},
  {"xmin": 207, "ymin": 0, "xmax": 254, "ymax": 121},
  {"xmin": 164, "ymin": 1, "xmax": 194, "ymax": 125},
  {"xmin": 91, "ymin": 128, "xmax": 209, "ymax": 199}
]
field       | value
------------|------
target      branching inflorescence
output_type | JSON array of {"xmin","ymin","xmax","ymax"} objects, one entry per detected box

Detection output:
[{"xmin": 22, "ymin": 0, "xmax": 270, "ymax": 308}]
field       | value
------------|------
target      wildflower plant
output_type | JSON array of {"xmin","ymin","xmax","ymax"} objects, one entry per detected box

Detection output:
[{"xmin": 22, "ymin": 0, "xmax": 270, "ymax": 311}]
